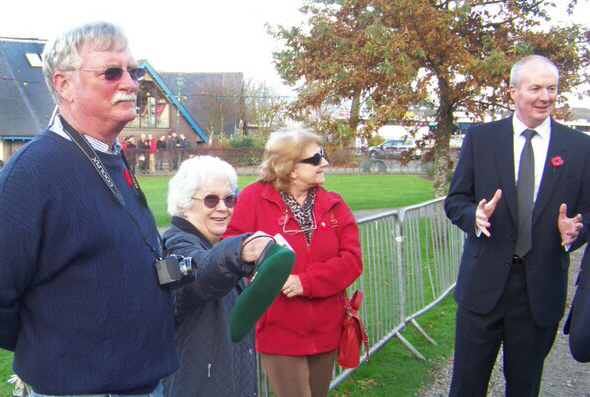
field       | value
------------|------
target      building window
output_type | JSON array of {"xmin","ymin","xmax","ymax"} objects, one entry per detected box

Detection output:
[
  {"xmin": 128, "ymin": 78, "xmax": 171, "ymax": 129},
  {"xmin": 25, "ymin": 53, "xmax": 43, "ymax": 67}
]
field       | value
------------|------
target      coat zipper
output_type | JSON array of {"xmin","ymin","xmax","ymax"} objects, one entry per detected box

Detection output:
[{"xmin": 305, "ymin": 245, "xmax": 319, "ymax": 353}]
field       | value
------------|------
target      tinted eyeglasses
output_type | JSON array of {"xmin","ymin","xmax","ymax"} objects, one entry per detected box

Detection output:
[
  {"xmin": 192, "ymin": 194, "xmax": 238, "ymax": 209},
  {"xmin": 282, "ymin": 210, "xmax": 317, "ymax": 235},
  {"xmin": 78, "ymin": 67, "xmax": 146, "ymax": 81},
  {"xmin": 298, "ymin": 148, "xmax": 326, "ymax": 166}
]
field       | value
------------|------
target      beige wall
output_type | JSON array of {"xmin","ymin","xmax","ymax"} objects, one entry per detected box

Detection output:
[{"xmin": 1, "ymin": 140, "xmax": 29, "ymax": 162}]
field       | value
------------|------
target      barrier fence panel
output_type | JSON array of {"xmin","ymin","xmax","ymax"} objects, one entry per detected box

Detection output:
[
  {"xmin": 399, "ymin": 198, "xmax": 464, "ymax": 320},
  {"xmin": 256, "ymin": 198, "xmax": 464, "ymax": 395}
]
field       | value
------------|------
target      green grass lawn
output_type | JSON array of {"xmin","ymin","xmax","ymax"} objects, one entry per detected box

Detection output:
[
  {"xmin": 139, "ymin": 174, "xmax": 435, "ymax": 227},
  {"xmin": 0, "ymin": 173, "xmax": 454, "ymax": 397},
  {"xmin": 329, "ymin": 295, "xmax": 457, "ymax": 396},
  {"xmin": 0, "ymin": 351, "xmax": 11, "ymax": 396}
]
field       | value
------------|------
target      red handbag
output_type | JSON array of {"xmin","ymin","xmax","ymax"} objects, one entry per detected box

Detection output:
[{"xmin": 338, "ymin": 290, "xmax": 370, "ymax": 368}]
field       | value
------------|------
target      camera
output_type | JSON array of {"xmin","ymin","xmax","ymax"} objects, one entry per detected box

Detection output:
[{"xmin": 155, "ymin": 255, "xmax": 197, "ymax": 288}]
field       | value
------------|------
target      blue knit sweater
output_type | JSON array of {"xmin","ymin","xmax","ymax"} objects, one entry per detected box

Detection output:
[{"xmin": 0, "ymin": 129, "xmax": 178, "ymax": 394}]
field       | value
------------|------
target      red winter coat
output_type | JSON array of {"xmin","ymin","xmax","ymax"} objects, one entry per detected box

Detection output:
[{"xmin": 225, "ymin": 182, "xmax": 363, "ymax": 355}]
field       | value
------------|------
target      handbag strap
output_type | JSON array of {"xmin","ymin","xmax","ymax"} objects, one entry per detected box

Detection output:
[
  {"xmin": 344, "ymin": 290, "xmax": 370, "ymax": 361},
  {"xmin": 350, "ymin": 290, "xmax": 364, "ymax": 310}
]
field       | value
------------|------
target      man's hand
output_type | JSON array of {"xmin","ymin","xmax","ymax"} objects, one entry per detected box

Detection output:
[
  {"xmin": 558, "ymin": 203, "xmax": 583, "ymax": 246},
  {"xmin": 476, "ymin": 189, "xmax": 502, "ymax": 237}
]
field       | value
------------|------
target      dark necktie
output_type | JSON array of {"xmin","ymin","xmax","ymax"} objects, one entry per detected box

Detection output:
[{"xmin": 515, "ymin": 129, "xmax": 536, "ymax": 257}]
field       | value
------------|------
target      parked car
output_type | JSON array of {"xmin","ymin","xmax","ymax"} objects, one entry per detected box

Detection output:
[{"xmin": 368, "ymin": 138, "xmax": 422, "ymax": 159}]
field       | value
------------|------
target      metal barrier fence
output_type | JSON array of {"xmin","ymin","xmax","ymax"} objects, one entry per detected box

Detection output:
[
  {"xmin": 0, "ymin": 197, "xmax": 463, "ymax": 395},
  {"xmin": 256, "ymin": 197, "xmax": 465, "ymax": 395}
]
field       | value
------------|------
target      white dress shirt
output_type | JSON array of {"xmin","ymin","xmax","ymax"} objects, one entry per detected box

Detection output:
[
  {"xmin": 512, "ymin": 115, "xmax": 551, "ymax": 202},
  {"xmin": 475, "ymin": 115, "xmax": 552, "ymax": 238}
]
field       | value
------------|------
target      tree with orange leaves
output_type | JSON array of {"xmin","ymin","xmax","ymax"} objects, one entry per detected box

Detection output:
[{"xmin": 269, "ymin": 0, "xmax": 590, "ymax": 196}]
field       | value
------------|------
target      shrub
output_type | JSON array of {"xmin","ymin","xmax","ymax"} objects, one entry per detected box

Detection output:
[
  {"xmin": 327, "ymin": 147, "xmax": 356, "ymax": 166},
  {"xmin": 229, "ymin": 135, "xmax": 266, "ymax": 148},
  {"xmin": 424, "ymin": 162, "xmax": 454, "ymax": 182},
  {"xmin": 190, "ymin": 147, "xmax": 265, "ymax": 167}
]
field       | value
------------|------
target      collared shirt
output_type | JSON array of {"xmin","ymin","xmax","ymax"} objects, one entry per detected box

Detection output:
[
  {"xmin": 512, "ymin": 115, "xmax": 551, "ymax": 202},
  {"xmin": 48, "ymin": 114, "xmax": 122, "ymax": 155}
]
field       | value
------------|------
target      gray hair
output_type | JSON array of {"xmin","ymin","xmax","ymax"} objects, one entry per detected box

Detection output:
[
  {"xmin": 509, "ymin": 55, "xmax": 559, "ymax": 87},
  {"xmin": 167, "ymin": 155, "xmax": 238, "ymax": 217},
  {"xmin": 42, "ymin": 21, "xmax": 129, "ymax": 104},
  {"xmin": 258, "ymin": 126, "xmax": 323, "ymax": 191}
]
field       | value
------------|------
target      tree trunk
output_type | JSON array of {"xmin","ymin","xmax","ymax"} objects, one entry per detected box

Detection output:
[
  {"xmin": 347, "ymin": 90, "xmax": 361, "ymax": 148},
  {"xmin": 208, "ymin": 120, "xmax": 215, "ymax": 147},
  {"xmin": 433, "ymin": 89, "xmax": 454, "ymax": 198}
]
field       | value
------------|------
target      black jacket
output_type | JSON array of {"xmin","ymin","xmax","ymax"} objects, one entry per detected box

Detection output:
[
  {"xmin": 445, "ymin": 116, "xmax": 590, "ymax": 327},
  {"xmin": 162, "ymin": 216, "xmax": 257, "ymax": 397}
]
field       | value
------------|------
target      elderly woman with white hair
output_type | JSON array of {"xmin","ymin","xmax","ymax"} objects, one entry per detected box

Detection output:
[{"xmin": 161, "ymin": 155, "xmax": 271, "ymax": 397}]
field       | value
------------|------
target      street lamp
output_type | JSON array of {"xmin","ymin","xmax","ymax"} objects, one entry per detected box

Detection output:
[
  {"xmin": 175, "ymin": 76, "xmax": 186, "ymax": 137},
  {"xmin": 176, "ymin": 91, "xmax": 181, "ymax": 137}
]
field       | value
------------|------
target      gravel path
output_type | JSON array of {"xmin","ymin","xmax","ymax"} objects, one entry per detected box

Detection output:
[{"xmin": 417, "ymin": 246, "xmax": 590, "ymax": 397}]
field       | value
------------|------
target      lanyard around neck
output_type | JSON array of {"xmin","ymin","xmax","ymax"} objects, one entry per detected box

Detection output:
[{"xmin": 59, "ymin": 116, "xmax": 163, "ymax": 260}]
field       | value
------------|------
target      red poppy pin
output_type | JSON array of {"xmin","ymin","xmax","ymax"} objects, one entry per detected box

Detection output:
[
  {"xmin": 124, "ymin": 168, "xmax": 134, "ymax": 186},
  {"xmin": 551, "ymin": 155, "xmax": 564, "ymax": 171},
  {"xmin": 277, "ymin": 215, "xmax": 288, "ymax": 226}
]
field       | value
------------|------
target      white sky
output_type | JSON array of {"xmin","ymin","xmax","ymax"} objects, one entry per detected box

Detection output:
[
  {"xmin": 0, "ymin": 0, "xmax": 588, "ymax": 104},
  {"xmin": 0, "ymin": 0, "xmax": 305, "ymax": 92}
]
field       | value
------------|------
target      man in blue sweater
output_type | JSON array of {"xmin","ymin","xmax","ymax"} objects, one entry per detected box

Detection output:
[{"xmin": 0, "ymin": 22, "xmax": 178, "ymax": 396}]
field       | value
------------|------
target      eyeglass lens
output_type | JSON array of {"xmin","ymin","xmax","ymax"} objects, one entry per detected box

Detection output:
[
  {"xmin": 201, "ymin": 194, "xmax": 238, "ymax": 209},
  {"xmin": 104, "ymin": 67, "xmax": 146, "ymax": 81},
  {"xmin": 299, "ymin": 148, "xmax": 326, "ymax": 166}
]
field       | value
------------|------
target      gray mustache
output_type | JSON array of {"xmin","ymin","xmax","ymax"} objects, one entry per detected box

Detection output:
[{"xmin": 112, "ymin": 92, "xmax": 137, "ymax": 104}]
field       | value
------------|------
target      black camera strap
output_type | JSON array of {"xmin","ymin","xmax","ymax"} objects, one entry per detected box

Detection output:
[{"xmin": 59, "ymin": 116, "xmax": 163, "ymax": 261}]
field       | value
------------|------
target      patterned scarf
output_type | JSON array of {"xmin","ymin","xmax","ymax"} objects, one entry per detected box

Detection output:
[{"xmin": 281, "ymin": 187, "xmax": 317, "ymax": 243}]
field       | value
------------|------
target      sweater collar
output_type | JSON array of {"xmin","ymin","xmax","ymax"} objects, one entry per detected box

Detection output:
[
  {"xmin": 49, "ymin": 114, "xmax": 122, "ymax": 155},
  {"xmin": 170, "ymin": 216, "xmax": 214, "ymax": 249}
]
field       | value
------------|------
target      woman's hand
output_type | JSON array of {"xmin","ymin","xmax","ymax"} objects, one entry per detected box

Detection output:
[
  {"xmin": 282, "ymin": 275, "xmax": 303, "ymax": 298},
  {"xmin": 241, "ymin": 231, "xmax": 273, "ymax": 263}
]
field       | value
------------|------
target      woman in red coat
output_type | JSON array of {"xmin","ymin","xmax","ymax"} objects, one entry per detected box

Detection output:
[{"xmin": 226, "ymin": 127, "xmax": 363, "ymax": 397}]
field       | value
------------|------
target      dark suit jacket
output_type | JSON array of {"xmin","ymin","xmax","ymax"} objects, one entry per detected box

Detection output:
[
  {"xmin": 445, "ymin": 116, "xmax": 590, "ymax": 327},
  {"xmin": 565, "ymin": 244, "xmax": 590, "ymax": 362}
]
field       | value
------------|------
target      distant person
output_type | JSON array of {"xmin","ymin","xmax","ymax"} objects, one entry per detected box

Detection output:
[
  {"xmin": 165, "ymin": 133, "xmax": 175, "ymax": 171},
  {"xmin": 125, "ymin": 135, "xmax": 137, "ymax": 173},
  {"xmin": 0, "ymin": 21, "xmax": 177, "ymax": 396},
  {"xmin": 178, "ymin": 133, "xmax": 190, "ymax": 163},
  {"xmin": 169, "ymin": 132, "xmax": 180, "ymax": 170},
  {"xmin": 444, "ymin": 55, "xmax": 590, "ymax": 396},
  {"xmin": 156, "ymin": 135, "xmax": 166, "ymax": 171},
  {"xmin": 138, "ymin": 133, "xmax": 149, "ymax": 172},
  {"xmin": 149, "ymin": 133, "xmax": 157, "ymax": 172},
  {"xmin": 226, "ymin": 127, "xmax": 363, "ymax": 397},
  {"xmin": 162, "ymin": 155, "xmax": 272, "ymax": 397}
]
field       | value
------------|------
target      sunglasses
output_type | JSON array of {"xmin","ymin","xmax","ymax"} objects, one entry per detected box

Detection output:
[
  {"xmin": 192, "ymin": 194, "xmax": 238, "ymax": 209},
  {"xmin": 78, "ymin": 67, "xmax": 146, "ymax": 81},
  {"xmin": 298, "ymin": 148, "xmax": 326, "ymax": 166},
  {"xmin": 282, "ymin": 210, "xmax": 317, "ymax": 235}
]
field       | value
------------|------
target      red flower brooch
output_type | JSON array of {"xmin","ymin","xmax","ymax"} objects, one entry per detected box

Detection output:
[
  {"xmin": 124, "ymin": 168, "xmax": 134, "ymax": 186},
  {"xmin": 551, "ymin": 155, "xmax": 564, "ymax": 171}
]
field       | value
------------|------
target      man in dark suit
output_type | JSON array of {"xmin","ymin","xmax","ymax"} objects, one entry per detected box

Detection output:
[{"xmin": 445, "ymin": 55, "xmax": 590, "ymax": 396}]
